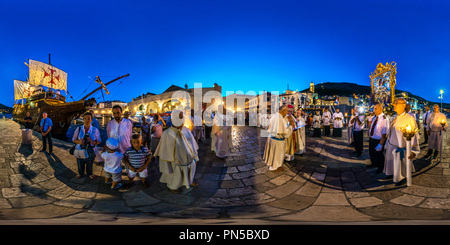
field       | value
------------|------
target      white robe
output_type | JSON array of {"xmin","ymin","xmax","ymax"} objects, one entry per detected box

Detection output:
[
  {"xmin": 332, "ymin": 112, "xmax": 344, "ymax": 128},
  {"xmin": 384, "ymin": 112, "xmax": 420, "ymax": 183},
  {"xmin": 192, "ymin": 115, "xmax": 204, "ymax": 141},
  {"xmin": 347, "ymin": 115, "xmax": 355, "ymax": 145},
  {"xmin": 211, "ymin": 113, "xmax": 232, "ymax": 158},
  {"xmin": 313, "ymin": 115, "xmax": 322, "ymax": 128},
  {"xmin": 426, "ymin": 112, "xmax": 448, "ymax": 150},
  {"xmin": 154, "ymin": 126, "xmax": 198, "ymax": 190},
  {"xmin": 263, "ymin": 113, "xmax": 292, "ymax": 170},
  {"xmin": 295, "ymin": 116, "xmax": 306, "ymax": 154},
  {"xmin": 322, "ymin": 111, "xmax": 332, "ymax": 126}
]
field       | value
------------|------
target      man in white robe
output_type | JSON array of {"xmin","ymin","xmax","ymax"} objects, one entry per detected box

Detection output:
[
  {"xmin": 425, "ymin": 104, "xmax": 448, "ymax": 159},
  {"xmin": 384, "ymin": 98, "xmax": 420, "ymax": 186},
  {"xmin": 295, "ymin": 109, "xmax": 306, "ymax": 155},
  {"xmin": 263, "ymin": 105, "xmax": 292, "ymax": 171},
  {"xmin": 322, "ymin": 108, "xmax": 332, "ymax": 137},
  {"xmin": 312, "ymin": 110, "xmax": 322, "ymax": 137},
  {"xmin": 211, "ymin": 105, "xmax": 232, "ymax": 158},
  {"xmin": 332, "ymin": 108, "xmax": 344, "ymax": 137},
  {"xmin": 154, "ymin": 110, "xmax": 198, "ymax": 193}
]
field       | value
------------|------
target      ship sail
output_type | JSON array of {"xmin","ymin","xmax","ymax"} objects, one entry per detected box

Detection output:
[
  {"xmin": 13, "ymin": 79, "xmax": 36, "ymax": 100},
  {"xmin": 28, "ymin": 59, "xmax": 67, "ymax": 91}
]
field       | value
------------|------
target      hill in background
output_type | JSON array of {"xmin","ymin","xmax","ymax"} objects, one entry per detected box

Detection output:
[{"xmin": 300, "ymin": 82, "xmax": 447, "ymax": 107}]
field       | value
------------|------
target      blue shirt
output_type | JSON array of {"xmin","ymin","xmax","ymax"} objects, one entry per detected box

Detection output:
[
  {"xmin": 40, "ymin": 118, "xmax": 53, "ymax": 132},
  {"xmin": 91, "ymin": 118, "xmax": 100, "ymax": 130}
]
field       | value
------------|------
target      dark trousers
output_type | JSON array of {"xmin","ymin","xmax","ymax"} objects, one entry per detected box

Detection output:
[
  {"xmin": 77, "ymin": 158, "xmax": 93, "ymax": 176},
  {"xmin": 323, "ymin": 126, "xmax": 330, "ymax": 136},
  {"xmin": 42, "ymin": 132, "xmax": 53, "ymax": 152},
  {"xmin": 313, "ymin": 128, "xmax": 322, "ymax": 137},
  {"xmin": 353, "ymin": 130, "xmax": 364, "ymax": 153},
  {"xmin": 423, "ymin": 126, "xmax": 429, "ymax": 143},
  {"xmin": 205, "ymin": 126, "xmax": 212, "ymax": 139},
  {"xmin": 333, "ymin": 128, "xmax": 342, "ymax": 137},
  {"xmin": 369, "ymin": 138, "xmax": 385, "ymax": 169}
]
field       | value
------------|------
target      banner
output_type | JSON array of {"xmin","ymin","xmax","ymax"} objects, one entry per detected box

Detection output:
[{"xmin": 28, "ymin": 59, "xmax": 67, "ymax": 91}]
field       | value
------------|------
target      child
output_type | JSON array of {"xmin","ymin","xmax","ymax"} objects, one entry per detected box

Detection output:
[
  {"xmin": 124, "ymin": 134, "xmax": 151, "ymax": 188},
  {"xmin": 101, "ymin": 138, "xmax": 123, "ymax": 190}
]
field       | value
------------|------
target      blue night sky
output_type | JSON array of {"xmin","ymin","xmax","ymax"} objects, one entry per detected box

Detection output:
[{"xmin": 1, "ymin": 0, "xmax": 449, "ymax": 107}]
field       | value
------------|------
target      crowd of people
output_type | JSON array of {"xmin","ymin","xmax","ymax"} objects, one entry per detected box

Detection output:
[
  {"xmin": 31, "ymin": 99, "xmax": 448, "ymax": 191},
  {"xmin": 263, "ymin": 99, "xmax": 448, "ymax": 186}
]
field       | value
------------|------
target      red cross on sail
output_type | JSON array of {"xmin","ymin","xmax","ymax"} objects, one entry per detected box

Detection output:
[{"xmin": 29, "ymin": 60, "xmax": 67, "ymax": 91}]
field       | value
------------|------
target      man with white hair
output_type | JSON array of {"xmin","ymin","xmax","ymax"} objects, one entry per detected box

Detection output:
[
  {"xmin": 424, "ymin": 104, "xmax": 448, "ymax": 159},
  {"xmin": 263, "ymin": 105, "xmax": 293, "ymax": 171},
  {"xmin": 384, "ymin": 98, "xmax": 420, "ymax": 186}
]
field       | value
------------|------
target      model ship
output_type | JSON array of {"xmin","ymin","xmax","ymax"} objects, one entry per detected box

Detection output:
[{"xmin": 12, "ymin": 57, "xmax": 128, "ymax": 139}]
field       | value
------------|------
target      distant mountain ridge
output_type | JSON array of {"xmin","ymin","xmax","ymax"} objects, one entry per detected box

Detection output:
[
  {"xmin": 301, "ymin": 82, "xmax": 446, "ymax": 106},
  {"xmin": 0, "ymin": 103, "xmax": 12, "ymax": 113}
]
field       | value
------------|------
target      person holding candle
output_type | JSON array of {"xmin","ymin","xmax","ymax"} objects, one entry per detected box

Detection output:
[
  {"xmin": 383, "ymin": 98, "xmax": 420, "ymax": 186},
  {"xmin": 424, "ymin": 104, "xmax": 448, "ymax": 159}
]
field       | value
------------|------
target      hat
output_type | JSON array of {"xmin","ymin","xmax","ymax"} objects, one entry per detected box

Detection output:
[
  {"xmin": 106, "ymin": 138, "xmax": 119, "ymax": 150},
  {"xmin": 287, "ymin": 105, "xmax": 294, "ymax": 109}
]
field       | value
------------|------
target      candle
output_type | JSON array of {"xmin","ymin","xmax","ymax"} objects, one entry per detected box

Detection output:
[{"xmin": 406, "ymin": 125, "xmax": 411, "ymax": 134}]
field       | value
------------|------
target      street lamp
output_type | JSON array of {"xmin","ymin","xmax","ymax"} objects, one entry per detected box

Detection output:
[{"xmin": 439, "ymin": 89, "xmax": 444, "ymax": 112}]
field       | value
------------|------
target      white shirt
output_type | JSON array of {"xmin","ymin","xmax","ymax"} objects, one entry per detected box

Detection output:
[
  {"xmin": 426, "ymin": 112, "xmax": 448, "ymax": 132},
  {"xmin": 352, "ymin": 113, "xmax": 365, "ymax": 131},
  {"xmin": 313, "ymin": 115, "xmax": 322, "ymax": 128},
  {"xmin": 193, "ymin": 115, "xmax": 203, "ymax": 127},
  {"xmin": 332, "ymin": 112, "xmax": 344, "ymax": 128},
  {"xmin": 422, "ymin": 110, "xmax": 432, "ymax": 126},
  {"xmin": 369, "ymin": 113, "xmax": 389, "ymax": 140},
  {"xmin": 387, "ymin": 112, "xmax": 420, "ymax": 153},
  {"xmin": 322, "ymin": 111, "xmax": 331, "ymax": 126},
  {"xmin": 72, "ymin": 125, "xmax": 101, "ymax": 147},
  {"xmin": 101, "ymin": 151, "xmax": 124, "ymax": 174},
  {"xmin": 106, "ymin": 118, "xmax": 133, "ymax": 154}
]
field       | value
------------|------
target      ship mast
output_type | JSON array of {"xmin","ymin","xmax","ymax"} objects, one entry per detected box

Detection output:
[
  {"xmin": 80, "ymin": 74, "xmax": 129, "ymax": 101},
  {"xmin": 49, "ymin": 53, "xmax": 52, "ymax": 89}
]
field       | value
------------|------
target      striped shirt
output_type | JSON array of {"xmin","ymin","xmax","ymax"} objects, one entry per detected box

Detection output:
[{"xmin": 124, "ymin": 146, "xmax": 150, "ymax": 168}]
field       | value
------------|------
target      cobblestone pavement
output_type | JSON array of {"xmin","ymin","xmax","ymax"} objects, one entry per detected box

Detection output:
[{"xmin": 0, "ymin": 119, "xmax": 449, "ymax": 224}]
